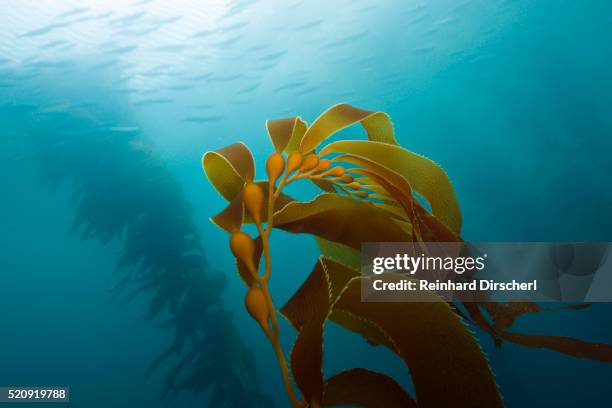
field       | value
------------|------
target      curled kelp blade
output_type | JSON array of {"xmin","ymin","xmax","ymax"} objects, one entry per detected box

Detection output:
[
  {"xmin": 323, "ymin": 368, "xmax": 416, "ymax": 408},
  {"xmin": 210, "ymin": 190, "xmax": 244, "ymax": 233},
  {"xmin": 300, "ymin": 103, "xmax": 397, "ymax": 153},
  {"xmin": 202, "ymin": 142, "xmax": 255, "ymax": 201},
  {"xmin": 334, "ymin": 153, "xmax": 419, "ymax": 228},
  {"xmin": 333, "ymin": 276, "xmax": 503, "ymax": 408},
  {"xmin": 281, "ymin": 258, "xmax": 332, "ymax": 329},
  {"xmin": 272, "ymin": 193, "xmax": 410, "ymax": 249},
  {"xmin": 282, "ymin": 258, "xmax": 409, "ymax": 406},
  {"xmin": 284, "ymin": 258, "xmax": 394, "ymax": 350},
  {"xmin": 285, "ymin": 260, "xmax": 330, "ymax": 406},
  {"xmin": 357, "ymin": 168, "xmax": 459, "ymax": 242},
  {"xmin": 320, "ymin": 140, "xmax": 462, "ymax": 234},
  {"xmin": 266, "ymin": 116, "xmax": 307, "ymax": 154}
]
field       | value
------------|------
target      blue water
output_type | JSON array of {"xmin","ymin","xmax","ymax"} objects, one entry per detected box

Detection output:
[{"xmin": 1, "ymin": 0, "xmax": 611, "ymax": 407}]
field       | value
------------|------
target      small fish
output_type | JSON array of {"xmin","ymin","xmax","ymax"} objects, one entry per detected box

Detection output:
[
  {"xmin": 295, "ymin": 20, "xmax": 322, "ymax": 30},
  {"xmin": 117, "ymin": 27, "xmax": 158, "ymax": 37},
  {"xmin": 258, "ymin": 50, "xmax": 287, "ymax": 61},
  {"xmin": 186, "ymin": 73, "xmax": 212, "ymax": 81},
  {"xmin": 209, "ymin": 74, "xmax": 241, "ymax": 82},
  {"xmin": 191, "ymin": 29, "xmax": 215, "ymax": 38},
  {"xmin": 221, "ymin": 0, "xmax": 257, "ymax": 20},
  {"xmin": 296, "ymin": 86, "xmax": 318, "ymax": 96},
  {"xmin": 253, "ymin": 62, "xmax": 277, "ymax": 71},
  {"xmin": 193, "ymin": 104, "xmax": 215, "ymax": 110},
  {"xmin": 412, "ymin": 46, "xmax": 434, "ymax": 54},
  {"xmin": 57, "ymin": 7, "xmax": 89, "ymax": 19},
  {"xmin": 109, "ymin": 126, "xmax": 141, "ymax": 135},
  {"xmin": 155, "ymin": 16, "xmax": 182, "ymax": 26},
  {"xmin": 109, "ymin": 45, "xmax": 137, "ymax": 55},
  {"xmin": 219, "ymin": 21, "xmax": 248, "ymax": 33},
  {"xmin": 93, "ymin": 11, "xmax": 114, "ymax": 20},
  {"xmin": 274, "ymin": 81, "xmax": 306, "ymax": 92},
  {"xmin": 436, "ymin": 17, "xmax": 457, "ymax": 26},
  {"xmin": 155, "ymin": 44, "xmax": 187, "ymax": 52},
  {"xmin": 319, "ymin": 31, "xmax": 368, "ymax": 50},
  {"xmin": 246, "ymin": 44, "xmax": 269, "ymax": 53},
  {"xmin": 183, "ymin": 115, "xmax": 224, "ymax": 123},
  {"xmin": 92, "ymin": 60, "xmax": 117, "ymax": 70},
  {"xmin": 133, "ymin": 98, "xmax": 174, "ymax": 107},
  {"xmin": 230, "ymin": 98, "xmax": 252, "ymax": 105},
  {"xmin": 112, "ymin": 88, "xmax": 140, "ymax": 95},
  {"xmin": 110, "ymin": 11, "xmax": 146, "ymax": 26},
  {"xmin": 168, "ymin": 85, "xmax": 190, "ymax": 91},
  {"xmin": 212, "ymin": 35, "xmax": 242, "ymax": 47},
  {"xmin": 26, "ymin": 60, "xmax": 74, "ymax": 69},
  {"xmin": 41, "ymin": 40, "xmax": 68, "ymax": 50},
  {"xmin": 19, "ymin": 21, "xmax": 72, "ymax": 37},
  {"xmin": 236, "ymin": 83, "xmax": 260, "ymax": 95}
]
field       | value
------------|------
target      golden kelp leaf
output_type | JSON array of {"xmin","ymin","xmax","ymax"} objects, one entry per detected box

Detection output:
[
  {"xmin": 300, "ymin": 103, "xmax": 397, "ymax": 153},
  {"xmin": 361, "ymin": 160, "xmax": 459, "ymax": 243},
  {"xmin": 281, "ymin": 258, "xmax": 331, "ymax": 330},
  {"xmin": 373, "ymin": 202, "xmax": 410, "ymax": 220},
  {"xmin": 323, "ymin": 368, "xmax": 416, "ymax": 408},
  {"xmin": 413, "ymin": 204, "xmax": 461, "ymax": 242},
  {"xmin": 356, "ymin": 184, "xmax": 390, "ymax": 196},
  {"xmin": 210, "ymin": 190, "xmax": 244, "ymax": 232},
  {"xmin": 321, "ymin": 140, "xmax": 462, "ymax": 234},
  {"xmin": 333, "ymin": 276, "xmax": 503, "ymax": 407},
  {"xmin": 315, "ymin": 238, "xmax": 360, "ymax": 273},
  {"xmin": 319, "ymin": 258, "xmax": 396, "ymax": 350},
  {"xmin": 282, "ymin": 260, "xmax": 331, "ymax": 405},
  {"xmin": 202, "ymin": 142, "xmax": 255, "ymax": 201},
  {"xmin": 273, "ymin": 193, "xmax": 410, "ymax": 249},
  {"xmin": 286, "ymin": 117, "xmax": 308, "ymax": 154},
  {"xmin": 266, "ymin": 117, "xmax": 307, "ymax": 153},
  {"xmin": 340, "ymin": 155, "xmax": 413, "ymax": 199},
  {"xmin": 341, "ymin": 157, "xmax": 419, "ymax": 231},
  {"xmin": 291, "ymin": 323, "xmax": 324, "ymax": 405},
  {"xmin": 329, "ymin": 309, "xmax": 394, "ymax": 350},
  {"xmin": 320, "ymin": 257, "xmax": 359, "ymax": 303}
]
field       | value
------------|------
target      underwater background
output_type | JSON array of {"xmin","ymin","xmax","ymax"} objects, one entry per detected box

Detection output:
[{"xmin": 1, "ymin": 0, "xmax": 611, "ymax": 407}]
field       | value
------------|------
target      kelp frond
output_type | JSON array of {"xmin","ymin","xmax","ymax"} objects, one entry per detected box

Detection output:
[{"xmin": 202, "ymin": 103, "xmax": 612, "ymax": 407}]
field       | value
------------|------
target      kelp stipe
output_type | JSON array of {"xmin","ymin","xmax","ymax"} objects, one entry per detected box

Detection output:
[
  {"xmin": 1, "ymin": 98, "xmax": 271, "ymax": 407},
  {"xmin": 203, "ymin": 103, "xmax": 612, "ymax": 407}
]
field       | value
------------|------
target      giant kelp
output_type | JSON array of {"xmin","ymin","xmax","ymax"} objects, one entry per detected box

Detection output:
[
  {"xmin": 202, "ymin": 103, "xmax": 612, "ymax": 407},
  {"xmin": 1, "ymin": 101, "xmax": 271, "ymax": 407}
]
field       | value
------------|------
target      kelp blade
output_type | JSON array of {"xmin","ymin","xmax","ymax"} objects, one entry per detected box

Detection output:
[
  {"xmin": 320, "ymin": 140, "xmax": 462, "ymax": 233},
  {"xmin": 202, "ymin": 142, "xmax": 254, "ymax": 201},
  {"xmin": 300, "ymin": 103, "xmax": 397, "ymax": 153}
]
